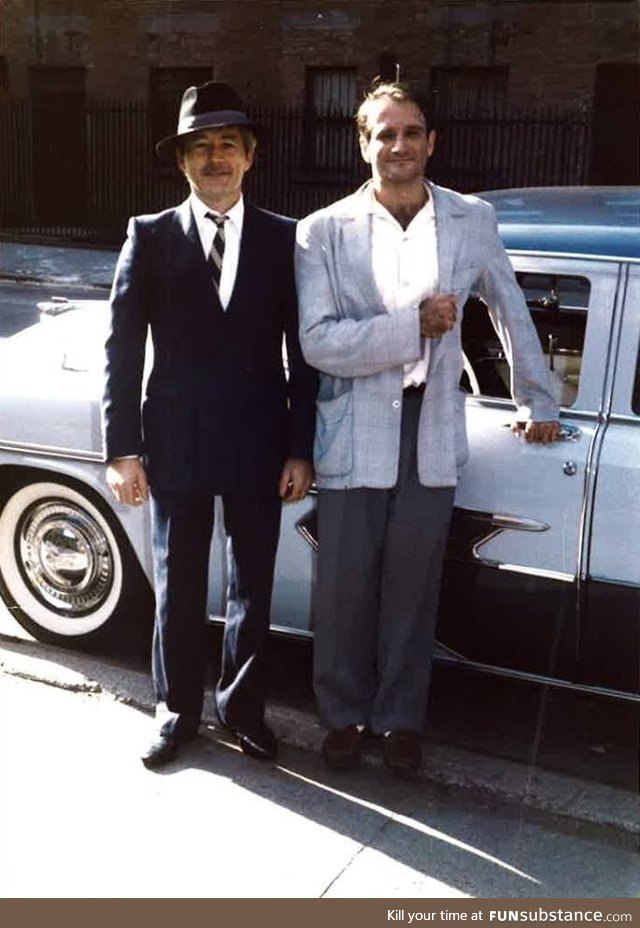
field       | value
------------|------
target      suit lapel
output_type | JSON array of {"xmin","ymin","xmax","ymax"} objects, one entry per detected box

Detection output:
[
  {"xmin": 432, "ymin": 184, "xmax": 465, "ymax": 294},
  {"xmin": 175, "ymin": 198, "xmax": 224, "ymax": 312},
  {"xmin": 166, "ymin": 199, "xmax": 222, "ymax": 312},
  {"xmin": 428, "ymin": 185, "xmax": 467, "ymax": 377},
  {"xmin": 177, "ymin": 198, "xmax": 206, "ymax": 263},
  {"xmin": 337, "ymin": 184, "xmax": 387, "ymax": 317},
  {"xmin": 341, "ymin": 214, "xmax": 388, "ymax": 316}
]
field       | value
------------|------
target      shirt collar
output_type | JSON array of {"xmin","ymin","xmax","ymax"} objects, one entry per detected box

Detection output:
[
  {"xmin": 190, "ymin": 192, "xmax": 244, "ymax": 230},
  {"xmin": 367, "ymin": 183, "xmax": 435, "ymax": 223}
]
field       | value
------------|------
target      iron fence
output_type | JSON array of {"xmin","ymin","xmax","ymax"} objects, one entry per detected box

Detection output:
[{"xmin": 0, "ymin": 99, "xmax": 591, "ymax": 245}]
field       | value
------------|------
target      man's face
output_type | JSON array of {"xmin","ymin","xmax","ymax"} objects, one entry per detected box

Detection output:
[
  {"xmin": 177, "ymin": 126, "xmax": 254, "ymax": 207},
  {"xmin": 359, "ymin": 98, "xmax": 436, "ymax": 187}
]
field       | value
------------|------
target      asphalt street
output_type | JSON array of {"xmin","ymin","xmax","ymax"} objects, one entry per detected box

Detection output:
[
  {"xmin": 0, "ymin": 240, "xmax": 117, "ymax": 290},
  {"xmin": 0, "ymin": 280, "xmax": 106, "ymax": 338}
]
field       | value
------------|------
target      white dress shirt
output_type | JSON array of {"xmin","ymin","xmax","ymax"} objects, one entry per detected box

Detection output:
[
  {"xmin": 190, "ymin": 192, "xmax": 244, "ymax": 311},
  {"xmin": 369, "ymin": 185, "xmax": 439, "ymax": 388}
]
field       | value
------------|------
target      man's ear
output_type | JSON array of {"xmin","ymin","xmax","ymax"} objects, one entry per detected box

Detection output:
[
  {"xmin": 358, "ymin": 133, "xmax": 371, "ymax": 164},
  {"xmin": 426, "ymin": 129, "xmax": 437, "ymax": 160},
  {"xmin": 175, "ymin": 147, "xmax": 185, "ymax": 174}
]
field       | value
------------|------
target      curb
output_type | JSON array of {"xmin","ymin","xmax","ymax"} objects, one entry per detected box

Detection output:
[
  {"xmin": 1, "ymin": 633, "xmax": 638, "ymax": 846},
  {"xmin": 269, "ymin": 702, "xmax": 640, "ymax": 848}
]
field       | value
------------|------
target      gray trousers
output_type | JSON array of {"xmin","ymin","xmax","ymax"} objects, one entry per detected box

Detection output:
[{"xmin": 314, "ymin": 392, "xmax": 455, "ymax": 734}]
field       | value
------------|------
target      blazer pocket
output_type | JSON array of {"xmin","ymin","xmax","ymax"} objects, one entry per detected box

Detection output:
[{"xmin": 314, "ymin": 390, "xmax": 353, "ymax": 477}]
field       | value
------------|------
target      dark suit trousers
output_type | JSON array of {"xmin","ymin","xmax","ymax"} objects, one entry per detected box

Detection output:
[
  {"xmin": 314, "ymin": 392, "xmax": 455, "ymax": 734},
  {"xmin": 150, "ymin": 489, "xmax": 281, "ymax": 742}
]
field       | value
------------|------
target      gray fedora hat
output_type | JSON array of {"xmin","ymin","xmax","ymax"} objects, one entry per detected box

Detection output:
[{"xmin": 155, "ymin": 80, "xmax": 255, "ymax": 156}]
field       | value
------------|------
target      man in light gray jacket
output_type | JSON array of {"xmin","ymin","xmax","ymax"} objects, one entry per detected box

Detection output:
[{"xmin": 295, "ymin": 80, "xmax": 559, "ymax": 776}]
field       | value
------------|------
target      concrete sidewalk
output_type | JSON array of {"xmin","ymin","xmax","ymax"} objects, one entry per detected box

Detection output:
[
  {"xmin": 0, "ymin": 240, "xmax": 117, "ymax": 289},
  {"xmin": 0, "ymin": 632, "xmax": 637, "ymax": 848},
  {"xmin": 5, "ymin": 669, "xmax": 640, "ymax": 898}
]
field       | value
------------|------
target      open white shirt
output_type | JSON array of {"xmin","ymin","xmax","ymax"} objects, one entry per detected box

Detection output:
[
  {"xmin": 191, "ymin": 192, "xmax": 244, "ymax": 311},
  {"xmin": 369, "ymin": 185, "xmax": 439, "ymax": 388}
]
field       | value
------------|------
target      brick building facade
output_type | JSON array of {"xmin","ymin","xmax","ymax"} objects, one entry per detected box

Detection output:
[
  {"xmin": 0, "ymin": 1, "xmax": 637, "ymax": 238},
  {"xmin": 1, "ymin": 0, "xmax": 638, "ymax": 110}
]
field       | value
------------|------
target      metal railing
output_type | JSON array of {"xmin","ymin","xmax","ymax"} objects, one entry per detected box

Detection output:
[{"xmin": 0, "ymin": 100, "xmax": 591, "ymax": 245}]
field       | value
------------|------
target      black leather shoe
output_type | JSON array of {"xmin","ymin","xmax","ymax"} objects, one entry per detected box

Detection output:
[
  {"xmin": 214, "ymin": 707, "xmax": 278, "ymax": 761},
  {"xmin": 236, "ymin": 722, "xmax": 278, "ymax": 761},
  {"xmin": 140, "ymin": 733, "xmax": 178, "ymax": 770},
  {"xmin": 322, "ymin": 726, "xmax": 366, "ymax": 770},
  {"xmin": 382, "ymin": 730, "xmax": 422, "ymax": 778}
]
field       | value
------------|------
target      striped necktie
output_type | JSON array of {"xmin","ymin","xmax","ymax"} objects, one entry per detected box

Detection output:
[{"xmin": 205, "ymin": 212, "xmax": 228, "ymax": 293}]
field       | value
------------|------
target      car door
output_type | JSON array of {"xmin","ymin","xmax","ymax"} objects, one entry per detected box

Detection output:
[
  {"xmin": 438, "ymin": 254, "xmax": 623, "ymax": 689},
  {"xmin": 207, "ymin": 494, "xmax": 316, "ymax": 635}
]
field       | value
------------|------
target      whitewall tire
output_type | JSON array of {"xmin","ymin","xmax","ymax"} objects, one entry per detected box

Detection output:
[{"xmin": 0, "ymin": 480, "xmax": 150, "ymax": 647}]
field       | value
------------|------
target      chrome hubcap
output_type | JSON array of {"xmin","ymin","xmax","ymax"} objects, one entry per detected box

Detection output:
[{"xmin": 18, "ymin": 500, "xmax": 114, "ymax": 614}]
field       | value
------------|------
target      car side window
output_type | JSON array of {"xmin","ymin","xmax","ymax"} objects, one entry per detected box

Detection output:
[{"xmin": 461, "ymin": 273, "xmax": 591, "ymax": 408}]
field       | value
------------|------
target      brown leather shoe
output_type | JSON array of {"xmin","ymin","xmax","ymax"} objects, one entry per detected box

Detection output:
[
  {"xmin": 382, "ymin": 730, "xmax": 423, "ymax": 777},
  {"xmin": 322, "ymin": 726, "xmax": 366, "ymax": 770}
]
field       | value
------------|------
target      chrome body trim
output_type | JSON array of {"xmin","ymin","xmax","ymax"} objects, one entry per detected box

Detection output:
[
  {"xmin": 203, "ymin": 618, "xmax": 640, "ymax": 701},
  {"xmin": 607, "ymin": 413, "xmax": 640, "ymax": 425},
  {"xmin": 588, "ymin": 575, "xmax": 640, "ymax": 590},
  {"xmin": 470, "ymin": 532, "xmax": 575, "ymax": 582},
  {"xmin": 295, "ymin": 520, "xmax": 318, "ymax": 552},
  {"xmin": 457, "ymin": 509, "xmax": 571, "ymax": 577},
  {"xmin": 492, "ymin": 563, "xmax": 574, "ymax": 583},
  {"xmin": 556, "ymin": 409, "xmax": 602, "ymax": 423},
  {"xmin": 434, "ymin": 646, "xmax": 640, "ymax": 704},
  {"xmin": 467, "ymin": 395, "xmax": 598, "ymax": 423},
  {"xmin": 507, "ymin": 249, "xmax": 640, "ymax": 265},
  {"xmin": 576, "ymin": 263, "xmax": 627, "ymax": 585},
  {"xmin": 462, "ymin": 511, "xmax": 550, "ymax": 532},
  {"xmin": 207, "ymin": 613, "xmax": 314, "ymax": 640},
  {"xmin": 269, "ymin": 625, "xmax": 314, "ymax": 640},
  {"xmin": 0, "ymin": 440, "xmax": 103, "ymax": 463}
]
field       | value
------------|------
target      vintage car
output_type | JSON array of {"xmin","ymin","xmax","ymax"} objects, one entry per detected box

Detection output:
[{"xmin": 0, "ymin": 187, "xmax": 638, "ymax": 703}]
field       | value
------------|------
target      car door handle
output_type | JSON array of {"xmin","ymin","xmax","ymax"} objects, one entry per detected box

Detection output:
[
  {"xmin": 503, "ymin": 423, "xmax": 582, "ymax": 441},
  {"xmin": 557, "ymin": 425, "xmax": 581, "ymax": 442}
]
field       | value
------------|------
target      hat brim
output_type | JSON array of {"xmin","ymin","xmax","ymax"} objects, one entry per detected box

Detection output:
[{"xmin": 155, "ymin": 110, "xmax": 256, "ymax": 157}]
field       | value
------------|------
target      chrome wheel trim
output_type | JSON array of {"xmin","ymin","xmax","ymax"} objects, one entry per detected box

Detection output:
[
  {"xmin": 18, "ymin": 500, "xmax": 114, "ymax": 614},
  {"xmin": 0, "ymin": 482, "xmax": 123, "ymax": 637}
]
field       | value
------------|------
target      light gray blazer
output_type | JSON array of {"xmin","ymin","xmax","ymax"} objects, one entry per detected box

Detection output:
[{"xmin": 295, "ymin": 181, "xmax": 558, "ymax": 489}]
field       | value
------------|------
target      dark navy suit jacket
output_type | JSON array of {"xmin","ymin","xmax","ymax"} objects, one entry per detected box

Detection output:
[{"xmin": 102, "ymin": 198, "xmax": 317, "ymax": 494}]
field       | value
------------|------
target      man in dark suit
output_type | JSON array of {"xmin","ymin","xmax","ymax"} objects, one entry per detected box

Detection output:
[{"xmin": 102, "ymin": 82, "xmax": 317, "ymax": 769}]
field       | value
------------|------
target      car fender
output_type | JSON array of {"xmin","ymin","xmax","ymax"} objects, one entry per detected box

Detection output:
[{"xmin": 0, "ymin": 448, "xmax": 154, "ymax": 588}]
